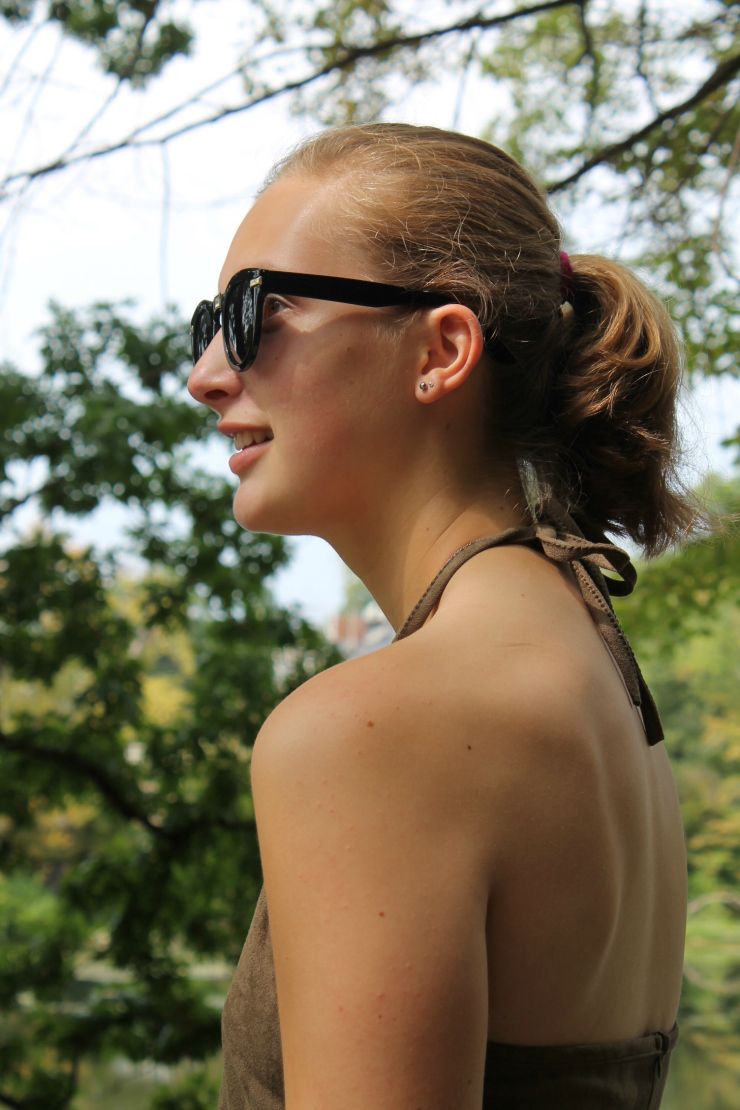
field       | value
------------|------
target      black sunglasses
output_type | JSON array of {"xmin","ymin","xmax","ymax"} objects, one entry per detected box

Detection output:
[{"xmin": 190, "ymin": 268, "xmax": 515, "ymax": 371}]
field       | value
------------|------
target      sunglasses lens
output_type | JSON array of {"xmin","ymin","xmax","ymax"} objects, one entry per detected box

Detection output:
[
  {"xmin": 191, "ymin": 304, "xmax": 214, "ymax": 364},
  {"xmin": 224, "ymin": 279, "xmax": 257, "ymax": 370}
]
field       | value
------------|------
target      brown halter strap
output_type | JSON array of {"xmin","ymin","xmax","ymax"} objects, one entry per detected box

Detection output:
[{"xmin": 392, "ymin": 506, "xmax": 663, "ymax": 747}]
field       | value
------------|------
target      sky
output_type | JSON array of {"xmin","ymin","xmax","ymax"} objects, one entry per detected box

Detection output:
[{"xmin": 1, "ymin": 6, "xmax": 738, "ymax": 625}]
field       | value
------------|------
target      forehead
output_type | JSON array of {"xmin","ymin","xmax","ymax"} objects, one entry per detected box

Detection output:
[{"xmin": 218, "ymin": 174, "xmax": 365, "ymax": 292}]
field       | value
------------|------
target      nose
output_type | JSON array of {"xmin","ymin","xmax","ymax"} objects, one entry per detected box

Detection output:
[{"xmin": 187, "ymin": 331, "xmax": 245, "ymax": 410}]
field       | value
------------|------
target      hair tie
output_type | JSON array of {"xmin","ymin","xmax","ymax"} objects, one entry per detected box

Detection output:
[{"xmin": 559, "ymin": 250, "xmax": 575, "ymax": 305}]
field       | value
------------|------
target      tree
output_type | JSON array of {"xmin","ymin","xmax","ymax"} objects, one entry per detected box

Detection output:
[{"xmin": 0, "ymin": 302, "xmax": 340, "ymax": 1109}]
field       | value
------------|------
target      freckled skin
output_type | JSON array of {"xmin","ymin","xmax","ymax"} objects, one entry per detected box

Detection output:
[{"xmin": 188, "ymin": 174, "xmax": 687, "ymax": 1110}]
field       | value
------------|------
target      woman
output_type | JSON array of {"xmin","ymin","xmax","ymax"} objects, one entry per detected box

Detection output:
[{"xmin": 188, "ymin": 123, "xmax": 690, "ymax": 1109}]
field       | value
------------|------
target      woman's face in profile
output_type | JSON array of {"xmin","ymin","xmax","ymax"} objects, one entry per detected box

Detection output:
[{"xmin": 188, "ymin": 175, "xmax": 425, "ymax": 540}]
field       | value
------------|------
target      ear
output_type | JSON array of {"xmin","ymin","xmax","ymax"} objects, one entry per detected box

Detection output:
[{"xmin": 414, "ymin": 304, "xmax": 485, "ymax": 403}]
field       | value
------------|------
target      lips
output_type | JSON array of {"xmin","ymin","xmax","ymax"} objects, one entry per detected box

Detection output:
[{"xmin": 224, "ymin": 425, "xmax": 273, "ymax": 476}]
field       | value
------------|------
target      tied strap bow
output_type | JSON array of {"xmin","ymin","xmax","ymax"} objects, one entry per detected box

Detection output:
[{"xmin": 393, "ymin": 509, "xmax": 663, "ymax": 747}]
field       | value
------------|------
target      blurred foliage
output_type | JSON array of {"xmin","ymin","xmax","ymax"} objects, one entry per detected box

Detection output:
[
  {"xmin": 47, "ymin": 0, "xmax": 193, "ymax": 83},
  {"xmin": 147, "ymin": 1070, "xmax": 221, "ymax": 1110},
  {"xmin": 617, "ymin": 476, "xmax": 740, "ymax": 650},
  {"xmin": 340, "ymin": 570, "xmax": 373, "ymax": 617},
  {"xmin": 0, "ymin": 0, "xmax": 195, "ymax": 84},
  {"xmin": 481, "ymin": 1, "xmax": 740, "ymax": 390},
  {"xmin": 0, "ymin": 303, "xmax": 341, "ymax": 1109},
  {"xmin": 612, "ymin": 480, "xmax": 740, "ymax": 1107}
]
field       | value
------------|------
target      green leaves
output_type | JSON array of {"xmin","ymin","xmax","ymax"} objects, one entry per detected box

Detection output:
[
  {"xmin": 605, "ymin": 478, "xmax": 740, "ymax": 1093},
  {"xmin": 148, "ymin": 1070, "xmax": 221, "ymax": 1110},
  {"xmin": 0, "ymin": 0, "xmax": 32, "ymax": 21},
  {"xmin": 48, "ymin": 0, "xmax": 193, "ymax": 84},
  {"xmin": 2, "ymin": 303, "xmax": 205, "ymax": 522},
  {"xmin": 476, "ymin": 3, "xmax": 740, "ymax": 390},
  {"xmin": 615, "ymin": 477, "xmax": 740, "ymax": 651},
  {"xmin": 2, "ymin": 0, "xmax": 193, "ymax": 83},
  {"xmin": 0, "ymin": 539, "xmax": 130, "ymax": 681}
]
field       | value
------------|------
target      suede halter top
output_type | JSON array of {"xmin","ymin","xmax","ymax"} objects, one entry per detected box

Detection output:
[{"xmin": 219, "ymin": 511, "xmax": 679, "ymax": 1110}]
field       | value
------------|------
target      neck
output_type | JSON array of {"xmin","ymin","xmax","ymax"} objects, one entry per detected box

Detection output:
[{"xmin": 324, "ymin": 455, "xmax": 529, "ymax": 632}]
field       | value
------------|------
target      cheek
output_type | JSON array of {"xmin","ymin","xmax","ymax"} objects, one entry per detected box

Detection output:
[
  {"xmin": 232, "ymin": 324, "xmax": 410, "ymax": 532},
  {"xmin": 278, "ymin": 331, "xmax": 401, "ymax": 460}
]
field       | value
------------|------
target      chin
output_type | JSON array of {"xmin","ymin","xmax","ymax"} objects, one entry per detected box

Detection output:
[{"xmin": 232, "ymin": 480, "xmax": 320, "ymax": 538}]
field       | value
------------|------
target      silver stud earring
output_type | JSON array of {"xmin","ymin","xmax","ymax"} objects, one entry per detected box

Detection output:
[{"xmin": 419, "ymin": 382, "xmax": 428, "ymax": 392}]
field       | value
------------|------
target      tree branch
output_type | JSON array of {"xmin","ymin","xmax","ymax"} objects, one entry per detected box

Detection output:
[
  {"xmin": 634, "ymin": 0, "xmax": 659, "ymax": 115},
  {"xmin": 575, "ymin": 1, "xmax": 599, "ymax": 146},
  {"xmin": 549, "ymin": 49, "xmax": 740, "ymax": 193},
  {"xmin": 671, "ymin": 95, "xmax": 740, "ymax": 198},
  {"xmin": 4, "ymin": 26, "xmax": 64, "ymax": 186},
  {"xmin": 0, "ymin": 17, "xmax": 46, "ymax": 102},
  {"xmin": 0, "ymin": 729, "xmax": 169, "ymax": 838},
  {"xmin": 60, "ymin": 42, "xmax": 309, "ymax": 159},
  {"xmin": 0, "ymin": 729, "xmax": 256, "ymax": 839},
  {"xmin": 1, "ymin": 0, "xmax": 576, "ymax": 193},
  {"xmin": 712, "ymin": 114, "xmax": 740, "ymax": 256},
  {"xmin": 452, "ymin": 29, "xmax": 480, "ymax": 131},
  {"xmin": 0, "ymin": 1089, "xmax": 25, "ymax": 1110}
]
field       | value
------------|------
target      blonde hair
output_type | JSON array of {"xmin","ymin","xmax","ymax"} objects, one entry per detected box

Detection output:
[{"xmin": 265, "ymin": 123, "xmax": 698, "ymax": 556}]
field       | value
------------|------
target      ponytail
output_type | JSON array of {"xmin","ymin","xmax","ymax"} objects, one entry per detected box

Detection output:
[{"xmin": 547, "ymin": 255, "xmax": 696, "ymax": 556}]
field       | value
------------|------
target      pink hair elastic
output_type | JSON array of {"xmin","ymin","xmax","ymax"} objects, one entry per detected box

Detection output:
[{"xmin": 559, "ymin": 250, "xmax": 575, "ymax": 304}]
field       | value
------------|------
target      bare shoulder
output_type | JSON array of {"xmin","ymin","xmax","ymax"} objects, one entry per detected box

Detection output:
[
  {"xmin": 250, "ymin": 557, "xmax": 599, "ymax": 902},
  {"xmin": 250, "ymin": 649, "xmax": 493, "ymax": 1109},
  {"xmin": 252, "ymin": 544, "xmax": 601, "ymax": 803},
  {"xmin": 251, "ymin": 644, "xmax": 443, "ymax": 813}
]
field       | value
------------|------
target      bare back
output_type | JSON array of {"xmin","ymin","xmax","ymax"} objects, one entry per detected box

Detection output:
[{"xmin": 385, "ymin": 539, "xmax": 686, "ymax": 1046}]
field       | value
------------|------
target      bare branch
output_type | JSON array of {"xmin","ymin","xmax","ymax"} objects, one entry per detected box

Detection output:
[
  {"xmin": 575, "ymin": 1, "xmax": 599, "ymax": 146},
  {"xmin": 549, "ymin": 49, "xmax": 740, "ymax": 193},
  {"xmin": 635, "ymin": 0, "xmax": 659, "ymax": 115},
  {"xmin": 5, "ymin": 26, "xmax": 64, "ymax": 183},
  {"xmin": 712, "ymin": 115, "xmax": 740, "ymax": 256},
  {"xmin": 0, "ymin": 17, "xmax": 46, "ymax": 102},
  {"xmin": 1, "ymin": 0, "xmax": 576, "ymax": 193},
  {"xmin": 81, "ymin": 43, "xmax": 311, "ymax": 153},
  {"xmin": 56, "ymin": 79, "xmax": 124, "ymax": 165},
  {"xmin": 452, "ymin": 30, "xmax": 480, "ymax": 130},
  {"xmin": 576, "ymin": 2, "xmax": 597, "ymax": 101}
]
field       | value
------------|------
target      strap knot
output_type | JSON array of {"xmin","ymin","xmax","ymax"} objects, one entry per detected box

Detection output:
[{"xmin": 393, "ymin": 507, "xmax": 664, "ymax": 747}]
